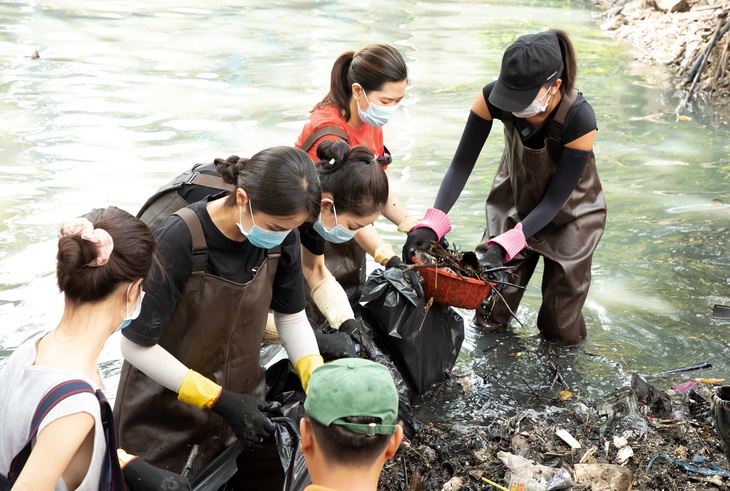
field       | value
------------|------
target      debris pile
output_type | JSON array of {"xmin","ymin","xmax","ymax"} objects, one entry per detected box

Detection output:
[
  {"xmin": 379, "ymin": 373, "xmax": 730, "ymax": 490},
  {"xmin": 595, "ymin": 0, "xmax": 730, "ymax": 108}
]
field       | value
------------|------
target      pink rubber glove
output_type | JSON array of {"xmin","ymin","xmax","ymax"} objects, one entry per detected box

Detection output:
[
  {"xmin": 487, "ymin": 223, "xmax": 527, "ymax": 262},
  {"xmin": 411, "ymin": 208, "xmax": 452, "ymax": 241}
]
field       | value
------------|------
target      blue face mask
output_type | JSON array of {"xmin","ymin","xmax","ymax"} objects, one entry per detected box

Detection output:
[
  {"xmin": 236, "ymin": 200, "xmax": 290, "ymax": 249},
  {"xmin": 313, "ymin": 203, "xmax": 358, "ymax": 244},
  {"xmin": 356, "ymin": 88, "xmax": 399, "ymax": 127},
  {"xmin": 117, "ymin": 282, "xmax": 145, "ymax": 332}
]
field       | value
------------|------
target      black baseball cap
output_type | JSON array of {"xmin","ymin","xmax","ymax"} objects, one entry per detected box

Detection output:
[{"xmin": 489, "ymin": 31, "xmax": 564, "ymax": 112}]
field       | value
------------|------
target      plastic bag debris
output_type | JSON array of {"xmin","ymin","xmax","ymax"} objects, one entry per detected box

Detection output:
[
  {"xmin": 630, "ymin": 372, "xmax": 672, "ymax": 416},
  {"xmin": 572, "ymin": 464, "xmax": 632, "ymax": 491},
  {"xmin": 497, "ymin": 451, "xmax": 563, "ymax": 491},
  {"xmin": 597, "ymin": 387, "xmax": 638, "ymax": 421},
  {"xmin": 646, "ymin": 454, "xmax": 730, "ymax": 478}
]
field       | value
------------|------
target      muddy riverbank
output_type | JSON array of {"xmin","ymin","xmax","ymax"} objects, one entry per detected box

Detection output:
[{"xmin": 593, "ymin": 0, "xmax": 730, "ymax": 114}]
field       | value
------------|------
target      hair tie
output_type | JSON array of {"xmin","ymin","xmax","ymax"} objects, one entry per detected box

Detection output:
[{"xmin": 61, "ymin": 217, "xmax": 114, "ymax": 267}]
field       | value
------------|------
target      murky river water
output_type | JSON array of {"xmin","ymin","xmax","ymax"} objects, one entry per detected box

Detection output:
[{"xmin": 1, "ymin": 0, "xmax": 728, "ymax": 415}]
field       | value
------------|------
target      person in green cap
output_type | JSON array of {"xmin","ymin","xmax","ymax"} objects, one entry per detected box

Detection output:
[{"xmin": 300, "ymin": 358, "xmax": 404, "ymax": 491}]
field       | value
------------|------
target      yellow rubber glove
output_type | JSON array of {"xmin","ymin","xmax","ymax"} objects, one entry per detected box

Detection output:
[
  {"xmin": 294, "ymin": 354, "xmax": 324, "ymax": 394},
  {"xmin": 397, "ymin": 215, "xmax": 420, "ymax": 234},
  {"xmin": 373, "ymin": 244, "xmax": 397, "ymax": 266},
  {"xmin": 177, "ymin": 369, "xmax": 222, "ymax": 409},
  {"xmin": 117, "ymin": 448, "xmax": 138, "ymax": 469}
]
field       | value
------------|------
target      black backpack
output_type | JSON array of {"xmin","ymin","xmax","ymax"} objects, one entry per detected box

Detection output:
[
  {"xmin": 136, "ymin": 162, "xmax": 234, "ymax": 229},
  {"xmin": 136, "ymin": 127, "xmax": 370, "ymax": 230}
]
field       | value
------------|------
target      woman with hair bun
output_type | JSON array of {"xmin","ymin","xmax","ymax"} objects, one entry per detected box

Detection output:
[
  {"xmin": 287, "ymin": 140, "xmax": 390, "ymax": 355},
  {"xmin": 0, "ymin": 206, "xmax": 190, "ymax": 490},
  {"xmin": 295, "ymin": 44, "xmax": 440, "ymax": 322},
  {"xmin": 113, "ymin": 146, "xmax": 324, "ymax": 490}
]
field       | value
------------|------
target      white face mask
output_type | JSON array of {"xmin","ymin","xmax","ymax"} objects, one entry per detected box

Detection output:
[{"xmin": 512, "ymin": 83, "xmax": 554, "ymax": 118}]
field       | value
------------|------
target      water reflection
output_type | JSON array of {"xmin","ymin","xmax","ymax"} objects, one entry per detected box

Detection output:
[{"xmin": 1, "ymin": 1, "xmax": 728, "ymax": 411}]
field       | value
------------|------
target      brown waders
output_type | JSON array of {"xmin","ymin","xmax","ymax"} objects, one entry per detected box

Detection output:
[
  {"xmin": 474, "ymin": 89, "xmax": 607, "ymax": 346},
  {"xmin": 114, "ymin": 208, "xmax": 285, "ymax": 489}
]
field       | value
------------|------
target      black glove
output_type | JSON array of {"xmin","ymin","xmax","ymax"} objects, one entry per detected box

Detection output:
[
  {"xmin": 385, "ymin": 255, "xmax": 407, "ymax": 270},
  {"xmin": 211, "ymin": 390, "xmax": 276, "ymax": 447},
  {"xmin": 314, "ymin": 328, "xmax": 357, "ymax": 361},
  {"xmin": 402, "ymin": 227, "xmax": 437, "ymax": 264},
  {"xmin": 123, "ymin": 456, "xmax": 192, "ymax": 491},
  {"xmin": 402, "ymin": 228, "xmax": 450, "ymax": 264},
  {"xmin": 478, "ymin": 244, "xmax": 504, "ymax": 269},
  {"xmin": 339, "ymin": 318, "xmax": 363, "ymax": 344},
  {"xmin": 478, "ymin": 244, "xmax": 507, "ymax": 285}
]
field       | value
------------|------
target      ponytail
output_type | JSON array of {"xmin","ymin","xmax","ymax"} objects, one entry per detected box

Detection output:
[
  {"xmin": 313, "ymin": 44, "xmax": 408, "ymax": 121},
  {"xmin": 551, "ymin": 29, "xmax": 577, "ymax": 94}
]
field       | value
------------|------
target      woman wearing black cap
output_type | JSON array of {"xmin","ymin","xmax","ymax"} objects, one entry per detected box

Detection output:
[{"xmin": 404, "ymin": 29, "xmax": 606, "ymax": 346}]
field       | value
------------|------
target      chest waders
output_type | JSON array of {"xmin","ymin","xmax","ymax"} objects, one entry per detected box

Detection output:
[
  {"xmin": 114, "ymin": 208, "xmax": 280, "ymax": 478},
  {"xmin": 474, "ymin": 89, "xmax": 607, "ymax": 346}
]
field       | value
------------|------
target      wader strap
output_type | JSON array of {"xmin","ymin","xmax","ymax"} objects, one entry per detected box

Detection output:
[
  {"xmin": 175, "ymin": 208, "xmax": 208, "ymax": 273},
  {"xmin": 267, "ymin": 245, "xmax": 282, "ymax": 260},
  {"xmin": 299, "ymin": 125, "xmax": 349, "ymax": 153},
  {"xmin": 548, "ymin": 88, "xmax": 579, "ymax": 140},
  {"xmin": 5, "ymin": 380, "xmax": 95, "ymax": 484}
]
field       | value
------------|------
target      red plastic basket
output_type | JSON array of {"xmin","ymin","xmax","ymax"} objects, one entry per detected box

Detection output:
[{"xmin": 413, "ymin": 260, "xmax": 493, "ymax": 309}]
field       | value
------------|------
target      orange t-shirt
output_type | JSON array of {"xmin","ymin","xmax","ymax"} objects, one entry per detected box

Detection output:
[{"xmin": 295, "ymin": 105, "xmax": 385, "ymax": 163}]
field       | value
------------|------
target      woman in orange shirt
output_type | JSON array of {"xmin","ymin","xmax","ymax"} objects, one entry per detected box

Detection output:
[{"xmin": 295, "ymin": 44, "xmax": 451, "ymax": 322}]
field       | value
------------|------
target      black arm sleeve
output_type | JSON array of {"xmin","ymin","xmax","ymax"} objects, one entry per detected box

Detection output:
[
  {"xmin": 520, "ymin": 147, "xmax": 591, "ymax": 239},
  {"xmin": 433, "ymin": 110, "xmax": 492, "ymax": 213}
]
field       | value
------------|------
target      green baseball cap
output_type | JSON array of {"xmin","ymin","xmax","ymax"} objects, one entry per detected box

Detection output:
[{"xmin": 304, "ymin": 358, "xmax": 399, "ymax": 436}]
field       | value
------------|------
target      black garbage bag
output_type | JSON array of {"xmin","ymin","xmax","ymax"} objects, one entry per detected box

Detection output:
[
  {"xmin": 359, "ymin": 267, "xmax": 465, "ymax": 398},
  {"xmin": 265, "ymin": 359, "xmax": 310, "ymax": 491},
  {"xmin": 266, "ymin": 358, "xmax": 307, "ymax": 422},
  {"xmin": 307, "ymin": 316, "xmax": 419, "ymax": 440},
  {"xmin": 356, "ymin": 324, "xmax": 419, "ymax": 440},
  {"xmin": 191, "ymin": 440, "xmax": 244, "ymax": 491},
  {"xmin": 271, "ymin": 417, "xmax": 309, "ymax": 491}
]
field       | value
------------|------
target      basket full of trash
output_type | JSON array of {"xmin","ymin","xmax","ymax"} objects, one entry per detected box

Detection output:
[{"xmin": 412, "ymin": 244, "xmax": 495, "ymax": 310}]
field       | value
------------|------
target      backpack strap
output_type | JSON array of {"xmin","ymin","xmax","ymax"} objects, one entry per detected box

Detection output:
[
  {"xmin": 548, "ymin": 88, "xmax": 579, "ymax": 141},
  {"xmin": 136, "ymin": 165, "xmax": 234, "ymax": 222},
  {"xmin": 6, "ymin": 380, "xmax": 95, "ymax": 482},
  {"xmin": 187, "ymin": 172, "xmax": 235, "ymax": 192},
  {"xmin": 299, "ymin": 125, "xmax": 349, "ymax": 153},
  {"xmin": 174, "ymin": 207, "xmax": 208, "ymax": 273},
  {"xmin": 95, "ymin": 390, "xmax": 126, "ymax": 491}
]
